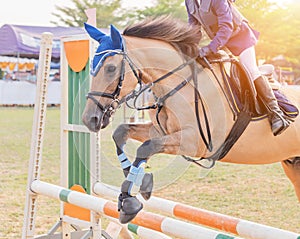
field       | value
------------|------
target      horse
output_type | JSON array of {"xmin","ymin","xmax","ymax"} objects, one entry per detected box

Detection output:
[{"xmin": 82, "ymin": 16, "xmax": 300, "ymax": 223}]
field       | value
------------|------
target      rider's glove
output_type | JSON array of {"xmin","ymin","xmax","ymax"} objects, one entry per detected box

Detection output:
[{"xmin": 199, "ymin": 45, "xmax": 212, "ymax": 58}]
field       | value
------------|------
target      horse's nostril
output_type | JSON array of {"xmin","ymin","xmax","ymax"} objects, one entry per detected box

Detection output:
[
  {"xmin": 90, "ymin": 116, "xmax": 100, "ymax": 126},
  {"xmin": 82, "ymin": 114, "xmax": 101, "ymax": 132},
  {"xmin": 82, "ymin": 111, "xmax": 109, "ymax": 131}
]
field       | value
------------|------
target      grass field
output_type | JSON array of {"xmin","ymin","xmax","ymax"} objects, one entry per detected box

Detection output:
[{"xmin": 1, "ymin": 107, "xmax": 300, "ymax": 238}]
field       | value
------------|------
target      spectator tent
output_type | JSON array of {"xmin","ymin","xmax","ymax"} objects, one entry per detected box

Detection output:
[{"xmin": 0, "ymin": 24, "xmax": 86, "ymax": 61}]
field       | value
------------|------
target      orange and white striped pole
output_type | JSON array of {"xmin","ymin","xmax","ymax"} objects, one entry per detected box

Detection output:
[
  {"xmin": 31, "ymin": 180, "xmax": 244, "ymax": 239},
  {"xmin": 94, "ymin": 182, "xmax": 300, "ymax": 239}
]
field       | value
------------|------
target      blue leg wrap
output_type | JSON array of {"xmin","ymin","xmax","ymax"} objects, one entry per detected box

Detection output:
[
  {"xmin": 118, "ymin": 152, "xmax": 131, "ymax": 169},
  {"xmin": 117, "ymin": 144, "xmax": 131, "ymax": 176},
  {"xmin": 127, "ymin": 165, "xmax": 145, "ymax": 187}
]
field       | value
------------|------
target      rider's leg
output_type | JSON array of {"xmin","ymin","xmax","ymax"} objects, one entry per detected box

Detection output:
[
  {"xmin": 254, "ymin": 76, "xmax": 290, "ymax": 135},
  {"xmin": 239, "ymin": 47, "xmax": 290, "ymax": 136}
]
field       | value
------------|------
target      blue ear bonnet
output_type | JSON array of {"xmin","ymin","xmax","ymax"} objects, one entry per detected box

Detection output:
[{"xmin": 84, "ymin": 23, "xmax": 123, "ymax": 76}]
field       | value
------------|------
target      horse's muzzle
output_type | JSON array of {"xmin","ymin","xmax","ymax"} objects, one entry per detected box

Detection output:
[{"xmin": 82, "ymin": 110, "xmax": 110, "ymax": 132}]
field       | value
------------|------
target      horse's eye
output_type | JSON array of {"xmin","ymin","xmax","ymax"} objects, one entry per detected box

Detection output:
[{"xmin": 106, "ymin": 65, "xmax": 117, "ymax": 73}]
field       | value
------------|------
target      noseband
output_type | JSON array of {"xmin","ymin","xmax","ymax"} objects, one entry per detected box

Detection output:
[{"xmin": 86, "ymin": 49, "xmax": 143, "ymax": 116}]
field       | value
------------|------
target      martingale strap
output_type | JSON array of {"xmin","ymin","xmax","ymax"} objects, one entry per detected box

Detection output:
[
  {"xmin": 183, "ymin": 57, "xmax": 252, "ymax": 169},
  {"xmin": 154, "ymin": 74, "xmax": 194, "ymax": 135},
  {"xmin": 202, "ymin": 106, "xmax": 251, "ymax": 162},
  {"xmin": 192, "ymin": 60, "xmax": 213, "ymax": 152},
  {"xmin": 182, "ymin": 107, "xmax": 251, "ymax": 169}
]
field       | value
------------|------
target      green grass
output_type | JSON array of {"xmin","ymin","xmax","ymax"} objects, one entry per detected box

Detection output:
[
  {"xmin": 1, "ymin": 107, "xmax": 299, "ymax": 238},
  {"xmin": 0, "ymin": 107, "xmax": 61, "ymax": 238}
]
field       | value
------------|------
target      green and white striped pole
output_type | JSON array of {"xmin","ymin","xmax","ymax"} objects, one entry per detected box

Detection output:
[
  {"xmin": 31, "ymin": 180, "xmax": 244, "ymax": 239},
  {"xmin": 94, "ymin": 182, "xmax": 300, "ymax": 239}
]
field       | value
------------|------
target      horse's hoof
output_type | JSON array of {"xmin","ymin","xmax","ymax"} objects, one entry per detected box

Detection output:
[
  {"xmin": 140, "ymin": 173, "xmax": 153, "ymax": 200},
  {"xmin": 119, "ymin": 196, "xmax": 143, "ymax": 224}
]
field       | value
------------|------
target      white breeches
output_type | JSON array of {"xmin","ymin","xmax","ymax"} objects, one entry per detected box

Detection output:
[{"xmin": 239, "ymin": 46, "xmax": 261, "ymax": 82}]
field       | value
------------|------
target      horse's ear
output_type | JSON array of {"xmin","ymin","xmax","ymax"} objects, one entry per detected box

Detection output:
[
  {"xmin": 110, "ymin": 24, "xmax": 123, "ymax": 49},
  {"xmin": 84, "ymin": 23, "xmax": 106, "ymax": 42}
]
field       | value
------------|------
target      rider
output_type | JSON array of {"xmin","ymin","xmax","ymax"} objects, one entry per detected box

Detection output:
[{"xmin": 184, "ymin": 0, "xmax": 290, "ymax": 136}]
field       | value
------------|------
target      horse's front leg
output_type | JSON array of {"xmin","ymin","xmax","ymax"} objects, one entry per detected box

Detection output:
[
  {"xmin": 112, "ymin": 122, "xmax": 160, "ymax": 177},
  {"xmin": 118, "ymin": 129, "xmax": 196, "ymax": 223},
  {"xmin": 112, "ymin": 122, "xmax": 162, "ymax": 223}
]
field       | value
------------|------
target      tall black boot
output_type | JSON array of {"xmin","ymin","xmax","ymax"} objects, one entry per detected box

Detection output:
[{"xmin": 254, "ymin": 76, "xmax": 290, "ymax": 136}]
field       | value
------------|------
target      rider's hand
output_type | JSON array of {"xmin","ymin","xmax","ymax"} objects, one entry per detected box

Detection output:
[{"xmin": 199, "ymin": 46, "xmax": 212, "ymax": 58}]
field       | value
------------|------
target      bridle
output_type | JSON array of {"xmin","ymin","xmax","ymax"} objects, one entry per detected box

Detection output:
[
  {"xmin": 86, "ymin": 49, "xmax": 143, "ymax": 117},
  {"xmin": 86, "ymin": 41, "xmax": 217, "ymax": 168}
]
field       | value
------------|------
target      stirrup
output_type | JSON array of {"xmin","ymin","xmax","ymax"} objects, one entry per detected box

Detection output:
[{"xmin": 271, "ymin": 113, "xmax": 290, "ymax": 136}]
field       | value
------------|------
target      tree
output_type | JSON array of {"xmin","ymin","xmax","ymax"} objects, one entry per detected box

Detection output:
[
  {"xmin": 126, "ymin": 0, "xmax": 187, "ymax": 24},
  {"xmin": 52, "ymin": 0, "xmax": 300, "ymax": 69},
  {"xmin": 51, "ymin": 0, "xmax": 124, "ymax": 28},
  {"xmin": 283, "ymin": 1, "xmax": 300, "ymax": 63},
  {"xmin": 52, "ymin": 0, "xmax": 187, "ymax": 28},
  {"xmin": 235, "ymin": 0, "xmax": 300, "ymax": 64}
]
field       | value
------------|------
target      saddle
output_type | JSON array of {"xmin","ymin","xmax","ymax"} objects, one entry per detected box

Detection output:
[
  {"xmin": 205, "ymin": 53, "xmax": 299, "ymax": 120},
  {"xmin": 192, "ymin": 53, "xmax": 298, "ymax": 163}
]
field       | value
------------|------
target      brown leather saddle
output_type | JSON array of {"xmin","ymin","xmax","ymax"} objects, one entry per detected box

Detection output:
[{"xmin": 202, "ymin": 54, "xmax": 299, "ymax": 121}]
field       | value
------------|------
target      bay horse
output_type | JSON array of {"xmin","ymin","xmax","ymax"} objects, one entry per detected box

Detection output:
[{"xmin": 82, "ymin": 16, "xmax": 300, "ymax": 223}]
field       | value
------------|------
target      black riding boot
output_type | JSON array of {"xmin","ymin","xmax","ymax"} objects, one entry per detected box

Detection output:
[{"xmin": 254, "ymin": 76, "xmax": 290, "ymax": 136}]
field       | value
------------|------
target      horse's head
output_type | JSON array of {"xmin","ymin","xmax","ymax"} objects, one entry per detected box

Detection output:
[
  {"xmin": 82, "ymin": 23, "xmax": 140, "ymax": 132},
  {"xmin": 82, "ymin": 16, "xmax": 203, "ymax": 132}
]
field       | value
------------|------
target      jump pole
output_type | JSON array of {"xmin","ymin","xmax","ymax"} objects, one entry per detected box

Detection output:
[
  {"xmin": 30, "ymin": 180, "xmax": 245, "ymax": 239},
  {"xmin": 104, "ymin": 217, "xmax": 172, "ymax": 239},
  {"xmin": 94, "ymin": 183, "xmax": 300, "ymax": 239}
]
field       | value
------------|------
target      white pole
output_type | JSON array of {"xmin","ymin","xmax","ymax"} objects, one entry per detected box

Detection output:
[
  {"xmin": 31, "ymin": 180, "xmax": 244, "ymax": 239},
  {"xmin": 94, "ymin": 182, "xmax": 300, "ymax": 239},
  {"xmin": 22, "ymin": 32, "xmax": 53, "ymax": 239}
]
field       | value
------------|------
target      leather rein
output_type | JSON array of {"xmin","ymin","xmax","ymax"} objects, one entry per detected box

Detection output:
[{"xmin": 87, "ymin": 45, "xmax": 250, "ymax": 169}]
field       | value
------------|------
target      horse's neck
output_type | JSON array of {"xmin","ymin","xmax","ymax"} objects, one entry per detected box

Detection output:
[{"xmin": 125, "ymin": 36, "xmax": 234, "ymax": 134}]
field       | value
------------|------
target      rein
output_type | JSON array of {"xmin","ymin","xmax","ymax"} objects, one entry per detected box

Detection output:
[
  {"xmin": 87, "ymin": 44, "xmax": 251, "ymax": 169},
  {"xmin": 87, "ymin": 46, "xmax": 213, "ymax": 153}
]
